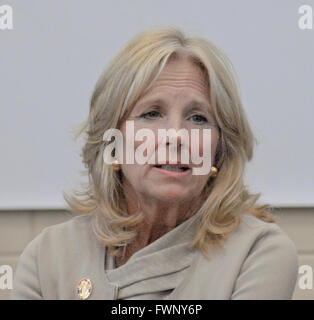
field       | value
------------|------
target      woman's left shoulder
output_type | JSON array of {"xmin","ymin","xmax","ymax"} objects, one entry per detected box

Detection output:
[
  {"xmin": 177, "ymin": 213, "xmax": 299, "ymax": 299},
  {"xmin": 226, "ymin": 213, "xmax": 299, "ymax": 299},
  {"xmin": 236, "ymin": 212, "xmax": 298, "ymax": 257}
]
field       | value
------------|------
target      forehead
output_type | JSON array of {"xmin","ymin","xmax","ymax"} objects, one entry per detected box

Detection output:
[{"xmin": 146, "ymin": 57, "xmax": 209, "ymax": 96}]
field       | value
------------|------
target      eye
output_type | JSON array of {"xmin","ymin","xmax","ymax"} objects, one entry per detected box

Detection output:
[
  {"xmin": 190, "ymin": 114, "xmax": 208, "ymax": 124},
  {"xmin": 140, "ymin": 110, "xmax": 161, "ymax": 120}
]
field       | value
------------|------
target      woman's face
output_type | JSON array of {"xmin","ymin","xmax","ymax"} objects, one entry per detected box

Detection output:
[{"xmin": 119, "ymin": 57, "xmax": 220, "ymax": 204}]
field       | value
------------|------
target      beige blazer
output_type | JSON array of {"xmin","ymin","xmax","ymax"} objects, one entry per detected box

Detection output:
[{"xmin": 11, "ymin": 213, "xmax": 298, "ymax": 300}]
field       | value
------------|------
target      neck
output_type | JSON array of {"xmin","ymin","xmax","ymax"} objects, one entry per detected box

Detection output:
[{"xmin": 115, "ymin": 181, "xmax": 202, "ymax": 267}]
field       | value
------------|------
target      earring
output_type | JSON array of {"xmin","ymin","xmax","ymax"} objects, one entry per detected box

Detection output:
[
  {"xmin": 112, "ymin": 159, "xmax": 120, "ymax": 172},
  {"xmin": 210, "ymin": 166, "xmax": 218, "ymax": 177}
]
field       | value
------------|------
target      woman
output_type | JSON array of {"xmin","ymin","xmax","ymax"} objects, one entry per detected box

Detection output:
[{"xmin": 12, "ymin": 26, "xmax": 298, "ymax": 300}]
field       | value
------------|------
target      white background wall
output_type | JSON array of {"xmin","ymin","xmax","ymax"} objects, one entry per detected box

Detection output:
[{"xmin": 0, "ymin": 0, "xmax": 313, "ymax": 209}]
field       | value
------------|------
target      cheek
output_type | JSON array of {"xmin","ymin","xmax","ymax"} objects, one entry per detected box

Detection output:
[
  {"xmin": 120, "ymin": 164, "xmax": 141, "ymax": 190},
  {"xmin": 190, "ymin": 128, "xmax": 219, "ymax": 161},
  {"xmin": 211, "ymin": 134, "xmax": 219, "ymax": 161},
  {"xmin": 207, "ymin": 126, "xmax": 219, "ymax": 154},
  {"xmin": 121, "ymin": 123, "xmax": 158, "ymax": 164}
]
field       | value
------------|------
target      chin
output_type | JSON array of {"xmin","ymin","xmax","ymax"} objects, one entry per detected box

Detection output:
[{"xmin": 152, "ymin": 189, "xmax": 188, "ymax": 203}]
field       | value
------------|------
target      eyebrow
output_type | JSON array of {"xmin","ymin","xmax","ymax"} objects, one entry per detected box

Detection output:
[{"xmin": 135, "ymin": 98, "xmax": 212, "ymax": 115}]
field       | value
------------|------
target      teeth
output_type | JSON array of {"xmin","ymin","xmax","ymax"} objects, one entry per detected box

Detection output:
[{"xmin": 159, "ymin": 165, "xmax": 186, "ymax": 172}]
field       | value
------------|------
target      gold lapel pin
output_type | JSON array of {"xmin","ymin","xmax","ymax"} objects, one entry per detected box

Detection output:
[{"xmin": 77, "ymin": 278, "xmax": 92, "ymax": 300}]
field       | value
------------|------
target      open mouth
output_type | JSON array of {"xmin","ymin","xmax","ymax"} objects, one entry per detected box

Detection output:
[{"xmin": 154, "ymin": 165, "xmax": 189, "ymax": 172}]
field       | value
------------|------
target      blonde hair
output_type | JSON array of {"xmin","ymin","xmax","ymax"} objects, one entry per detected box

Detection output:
[{"xmin": 64, "ymin": 25, "xmax": 275, "ymax": 259}]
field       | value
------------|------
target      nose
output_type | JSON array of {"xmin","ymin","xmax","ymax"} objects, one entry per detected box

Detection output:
[{"xmin": 165, "ymin": 115, "xmax": 185, "ymax": 148}]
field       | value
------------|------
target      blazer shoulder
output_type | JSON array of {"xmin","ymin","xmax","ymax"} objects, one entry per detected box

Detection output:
[
  {"xmin": 38, "ymin": 213, "xmax": 93, "ymax": 241},
  {"xmin": 230, "ymin": 213, "xmax": 299, "ymax": 299},
  {"xmin": 12, "ymin": 214, "xmax": 103, "ymax": 299},
  {"xmin": 239, "ymin": 212, "xmax": 275, "ymax": 229},
  {"xmin": 237, "ymin": 213, "xmax": 297, "ymax": 252},
  {"xmin": 16, "ymin": 214, "xmax": 97, "ymax": 267},
  {"xmin": 182, "ymin": 212, "xmax": 298, "ymax": 299}
]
